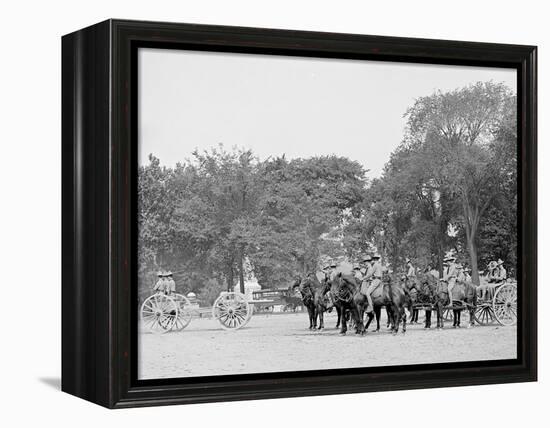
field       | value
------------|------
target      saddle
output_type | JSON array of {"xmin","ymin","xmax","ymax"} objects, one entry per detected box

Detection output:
[{"xmin": 361, "ymin": 279, "xmax": 384, "ymax": 299}]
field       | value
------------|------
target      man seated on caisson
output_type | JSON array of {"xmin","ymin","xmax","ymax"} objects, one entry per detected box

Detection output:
[
  {"xmin": 153, "ymin": 271, "xmax": 175, "ymax": 295},
  {"xmin": 494, "ymin": 259, "xmax": 507, "ymax": 282},
  {"xmin": 164, "ymin": 271, "xmax": 176, "ymax": 295},
  {"xmin": 153, "ymin": 271, "xmax": 166, "ymax": 293}
]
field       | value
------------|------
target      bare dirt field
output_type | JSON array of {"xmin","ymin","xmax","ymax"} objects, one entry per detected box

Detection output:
[{"xmin": 138, "ymin": 311, "xmax": 516, "ymax": 380}]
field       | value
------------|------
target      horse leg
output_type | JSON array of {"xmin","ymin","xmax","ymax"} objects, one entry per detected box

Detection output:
[
  {"xmin": 436, "ymin": 304, "xmax": 442, "ymax": 329},
  {"xmin": 335, "ymin": 305, "xmax": 341, "ymax": 329},
  {"xmin": 309, "ymin": 305, "xmax": 315, "ymax": 329},
  {"xmin": 317, "ymin": 306, "xmax": 324, "ymax": 330},
  {"xmin": 340, "ymin": 308, "xmax": 348, "ymax": 335},
  {"xmin": 375, "ymin": 306, "xmax": 381, "ymax": 332},
  {"xmin": 365, "ymin": 312, "xmax": 374, "ymax": 330},
  {"xmin": 469, "ymin": 305, "xmax": 475, "ymax": 328},
  {"xmin": 391, "ymin": 306, "xmax": 399, "ymax": 334},
  {"xmin": 424, "ymin": 309, "xmax": 431, "ymax": 329},
  {"xmin": 401, "ymin": 307, "xmax": 407, "ymax": 333},
  {"xmin": 350, "ymin": 305, "xmax": 362, "ymax": 335}
]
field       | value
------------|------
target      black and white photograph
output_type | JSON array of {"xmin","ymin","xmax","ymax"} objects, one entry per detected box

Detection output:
[{"xmin": 137, "ymin": 48, "xmax": 519, "ymax": 380}]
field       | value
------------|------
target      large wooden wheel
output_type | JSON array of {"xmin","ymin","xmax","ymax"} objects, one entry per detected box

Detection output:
[
  {"xmin": 474, "ymin": 302, "xmax": 497, "ymax": 325},
  {"xmin": 172, "ymin": 293, "xmax": 193, "ymax": 331},
  {"xmin": 212, "ymin": 292, "xmax": 252, "ymax": 331},
  {"xmin": 140, "ymin": 293, "xmax": 179, "ymax": 334},
  {"xmin": 493, "ymin": 283, "xmax": 517, "ymax": 326}
]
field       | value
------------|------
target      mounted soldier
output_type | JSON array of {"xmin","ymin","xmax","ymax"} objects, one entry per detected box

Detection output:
[
  {"xmin": 456, "ymin": 263, "xmax": 466, "ymax": 283},
  {"xmin": 442, "ymin": 253, "xmax": 458, "ymax": 305},
  {"xmin": 322, "ymin": 261, "xmax": 337, "ymax": 282},
  {"xmin": 405, "ymin": 258, "xmax": 416, "ymax": 280},
  {"xmin": 363, "ymin": 253, "xmax": 383, "ymax": 314}
]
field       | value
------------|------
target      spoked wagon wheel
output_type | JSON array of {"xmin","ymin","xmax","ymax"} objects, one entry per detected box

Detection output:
[
  {"xmin": 212, "ymin": 292, "xmax": 251, "ymax": 331},
  {"xmin": 493, "ymin": 283, "xmax": 517, "ymax": 326},
  {"xmin": 140, "ymin": 293, "xmax": 179, "ymax": 334},
  {"xmin": 474, "ymin": 302, "xmax": 497, "ymax": 325},
  {"xmin": 172, "ymin": 293, "xmax": 193, "ymax": 331}
]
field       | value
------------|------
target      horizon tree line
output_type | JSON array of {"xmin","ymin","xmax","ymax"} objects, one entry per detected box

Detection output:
[{"xmin": 138, "ymin": 81, "xmax": 517, "ymax": 303}]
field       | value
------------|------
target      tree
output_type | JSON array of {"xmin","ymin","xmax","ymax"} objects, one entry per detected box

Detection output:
[{"xmin": 402, "ymin": 82, "xmax": 515, "ymax": 283}]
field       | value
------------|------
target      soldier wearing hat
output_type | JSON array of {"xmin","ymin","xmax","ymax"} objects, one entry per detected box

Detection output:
[
  {"xmin": 494, "ymin": 259, "xmax": 507, "ymax": 282},
  {"xmin": 487, "ymin": 261, "xmax": 499, "ymax": 283},
  {"xmin": 322, "ymin": 261, "xmax": 338, "ymax": 282},
  {"xmin": 405, "ymin": 258, "xmax": 416, "ymax": 280},
  {"xmin": 153, "ymin": 271, "xmax": 167, "ymax": 293},
  {"xmin": 164, "ymin": 271, "xmax": 176, "ymax": 295},
  {"xmin": 463, "ymin": 266, "xmax": 472, "ymax": 282},
  {"xmin": 456, "ymin": 263, "xmax": 468, "ymax": 283},
  {"xmin": 443, "ymin": 253, "xmax": 457, "ymax": 304},
  {"xmin": 363, "ymin": 253, "xmax": 383, "ymax": 314}
]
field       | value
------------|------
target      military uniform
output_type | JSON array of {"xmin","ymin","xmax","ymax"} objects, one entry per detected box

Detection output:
[
  {"xmin": 495, "ymin": 260, "xmax": 507, "ymax": 282},
  {"xmin": 443, "ymin": 259, "xmax": 457, "ymax": 303},
  {"xmin": 153, "ymin": 276, "xmax": 166, "ymax": 293},
  {"xmin": 164, "ymin": 275, "xmax": 176, "ymax": 294},
  {"xmin": 364, "ymin": 256, "xmax": 383, "ymax": 313},
  {"xmin": 406, "ymin": 263, "xmax": 416, "ymax": 279}
]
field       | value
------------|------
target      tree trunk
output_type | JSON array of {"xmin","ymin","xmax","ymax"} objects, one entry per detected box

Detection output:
[
  {"xmin": 464, "ymin": 204, "xmax": 480, "ymax": 285},
  {"xmin": 226, "ymin": 263, "xmax": 234, "ymax": 292},
  {"xmin": 468, "ymin": 237, "xmax": 480, "ymax": 285},
  {"xmin": 238, "ymin": 246, "xmax": 245, "ymax": 294}
]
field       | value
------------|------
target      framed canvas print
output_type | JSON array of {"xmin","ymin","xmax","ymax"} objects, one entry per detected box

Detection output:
[{"xmin": 62, "ymin": 19, "xmax": 537, "ymax": 408}]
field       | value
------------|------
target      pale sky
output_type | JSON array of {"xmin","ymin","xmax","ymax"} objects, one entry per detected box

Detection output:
[{"xmin": 138, "ymin": 48, "xmax": 516, "ymax": 179}]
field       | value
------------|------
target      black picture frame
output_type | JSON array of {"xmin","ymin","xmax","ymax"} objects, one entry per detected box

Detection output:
[{"xmin": 62, "ymin": 19, "xmax": 537, "ymax": 408}]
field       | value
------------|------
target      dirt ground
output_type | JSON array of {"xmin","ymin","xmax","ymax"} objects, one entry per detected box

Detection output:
[{"xmin": 138, "ymin": 311, "xmax": 517, "ymax": 380}]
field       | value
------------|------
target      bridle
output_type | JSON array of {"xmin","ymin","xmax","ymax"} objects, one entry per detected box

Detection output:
[{"xmin": 334, "ymin": 276, "xmax": 355, "ymax": 304}]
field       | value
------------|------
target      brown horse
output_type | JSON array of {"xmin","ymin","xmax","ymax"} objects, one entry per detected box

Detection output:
[
  {"xmin": 354, "ymin": 272, "xmax": 409, "ymax": 334},
  {"xmin": 434, "ymin": 279, "xmax": 477, "ymax": 328},
  {"xmin": 295, "ymin": 274, "xmax": 320, "ymax": 330},
  {"xmin": 330, "ymin": 273, "xmax": 362, "ymax": 335},
  {"xmin": 314, "ymin": 278, "xmax": 342, "ymax": 330},
  {"xmin": 408, "ymin": 273, "xmax": 439, "ymax": 328}
]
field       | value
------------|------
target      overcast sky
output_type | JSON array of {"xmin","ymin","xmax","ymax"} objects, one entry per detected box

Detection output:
[{"xmin": 138, "ymin": 48, "xmax": 516, "ymax": 179}]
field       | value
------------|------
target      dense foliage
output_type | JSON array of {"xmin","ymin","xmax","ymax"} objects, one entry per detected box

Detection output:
[{"xmin": 138, "ymin": 81, "xmax": 517, "ymax": 300}]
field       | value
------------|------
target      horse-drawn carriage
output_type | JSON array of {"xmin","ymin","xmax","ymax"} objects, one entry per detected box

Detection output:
[
  {"xmin": 431, "ymin": 280, "xmax": 517, "ymax": 327},
  {"xmin": 471, "ymin": 280, "xmax": 517, "ymax": 326},
  {"xmin": 140, "ymin": 291, "xmax": 273, "ymax": 334}
]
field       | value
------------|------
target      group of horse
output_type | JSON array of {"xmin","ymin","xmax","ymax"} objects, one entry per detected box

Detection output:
[{"xmin": 291, "ymin": 271, "xmax": 478, "ymax": 335}]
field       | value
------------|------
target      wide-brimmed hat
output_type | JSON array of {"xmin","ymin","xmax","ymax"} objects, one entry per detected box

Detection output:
[
  {"xmin": 372, "ymin": 253, "xmax": 381, "ymax": 259},
  {"xmin": 362, "ymin": 255, "xmax": 372, "ymax": 263},
  {"xmin": 488, "ymin": 261, "xmax": 497, "ymax": 269},
  {"xmin": 165, "ymin": 271, "xmax": 173, "ymax": 276},
  {"xmin": 157, "ymin": 271, "xmax": 164, "ymax": 277},
  {"xmin": 497, "ymin": 259, "xmax": 504, "ymax": 265},
  {"xmin": 329, "ymin": 262, "xmax": 338, "ymax": 268}
]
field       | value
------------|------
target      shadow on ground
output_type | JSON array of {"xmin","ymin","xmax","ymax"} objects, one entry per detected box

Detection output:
[{"xmin": 38, "ymin": 377, "xmax": 60, "ymax": 390}]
